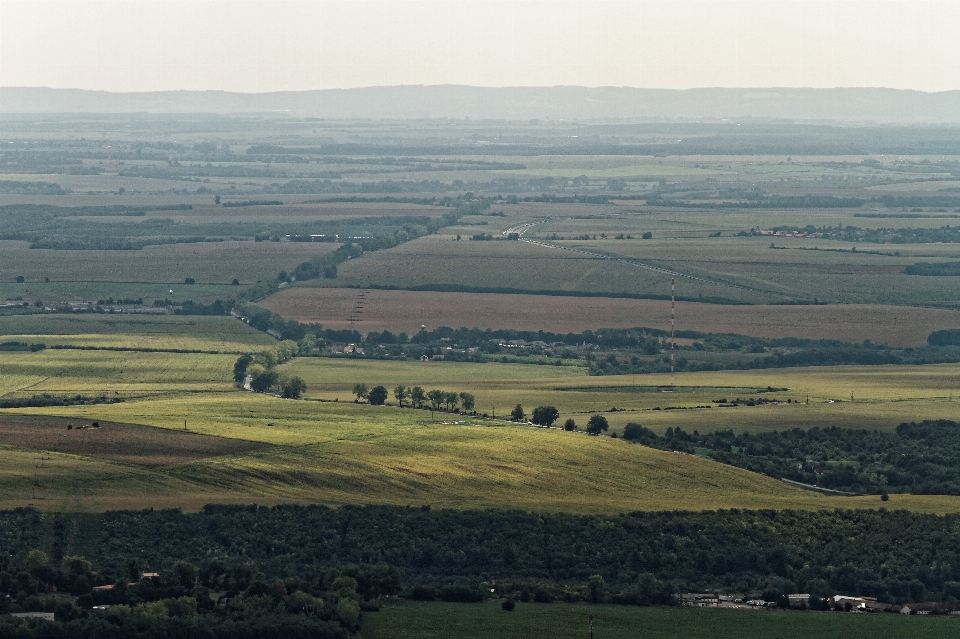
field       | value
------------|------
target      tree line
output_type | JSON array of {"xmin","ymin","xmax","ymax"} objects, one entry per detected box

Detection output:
[
  {"xmin": 4, "ymin": 505, "xmax": 960, "ymax": 614},
  {"xmin": 288, "ymin": 198, "xmax": 490, "ymax": 283},
  {"xmin": 233, "ymin": 344, "xmax": 306, "ymax": 398},
  {"xmin": 621, "ymin": 420, "xmax": 960, "ymax": 496},
  {"xmin": 351, "ymin": 383, "xmax": 476, "ymax": 413}
]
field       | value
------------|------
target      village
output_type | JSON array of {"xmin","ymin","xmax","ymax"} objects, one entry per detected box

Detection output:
[{"xmin": 679, "ymin": 592, "xmax": 960, "ymax": 616}]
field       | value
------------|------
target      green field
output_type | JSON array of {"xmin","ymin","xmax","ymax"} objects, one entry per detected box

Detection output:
[
  {"xmin": 361, "ymin": 601, "xmax": 957, "ymax": 639},
  {"xmin": 0, "ymin": 313, "xmax": 275, "ymax": 351},
  {"xmin": 5, "ymin": 107, "xmax": 960, "ymax": 637},
  {"xmin": 284, "ymin": 358, "xmax": 960, "ymax": 434},
  {"xmin": 2, "ymin": 336, "xmax": 960, "ymax": 513},
  {"xmin": 323, "ymin": 205, "xmax": 960, "ymax": 307}
]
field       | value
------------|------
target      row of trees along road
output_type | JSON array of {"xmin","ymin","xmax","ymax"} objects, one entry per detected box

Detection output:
[
  {"xmin": 353, "ymin": 384, "xmax": 476, "ymax": 412},
  {"xmin": 510, "ymin": 404, "xmax": 609, "ymax": 435}
]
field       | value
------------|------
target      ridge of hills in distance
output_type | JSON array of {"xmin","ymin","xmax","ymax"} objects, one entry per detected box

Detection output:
[{"xmin": 3, "ymin": 85, "xmax": 960, "ymax": 123}]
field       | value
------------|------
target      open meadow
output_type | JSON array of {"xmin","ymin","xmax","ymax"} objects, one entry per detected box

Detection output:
[
  {"xmin": 2, "ymin": 333, "xmax": 960, "ymax": 513},
  {"xmin": 362, "ymin": 601, "xmax": 957, "ymax": 639},
  {"xmin": 0, "ymin": 313, "xmax": 275, "ymax": 351}
]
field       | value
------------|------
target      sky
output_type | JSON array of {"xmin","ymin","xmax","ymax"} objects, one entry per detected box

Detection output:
[{"xmin": 2, "ymin": 0, "xmax": 958, "ymax": 93}]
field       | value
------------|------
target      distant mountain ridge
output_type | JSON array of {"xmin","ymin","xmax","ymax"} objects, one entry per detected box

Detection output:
[{"xmin": 3, "ymin": 86, "xmax": 959, "ymax": 123}]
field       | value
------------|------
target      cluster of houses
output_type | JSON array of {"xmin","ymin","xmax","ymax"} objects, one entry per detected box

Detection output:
[
  {"xmin": 678, "ymin": 592, "xmax": 960, "ymax": 615},
  {"xmin": 756, "ymin": 228, "xmax": 824, "ymax": 238}
]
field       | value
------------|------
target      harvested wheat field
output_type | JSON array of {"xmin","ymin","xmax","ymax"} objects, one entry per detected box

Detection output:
[
  {"xmin": 0, "ymin": 414, "xmax": 267, "ymax": 467},
  {"xmin": 262, "ymin": 287, "xmax": 960, "ymax": 347}
]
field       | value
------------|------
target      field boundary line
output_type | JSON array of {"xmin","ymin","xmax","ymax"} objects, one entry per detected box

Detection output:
[
  {"xmin": 779, "ymin": 477, "xmax": 860, "ymax": 496},
  {"xmin": 510, "ymin": 220, "xmax": 824, "ymax": 303},
  {"xmin": 45, "ymin": 345, "xmax": 248, "ymax": 355}
]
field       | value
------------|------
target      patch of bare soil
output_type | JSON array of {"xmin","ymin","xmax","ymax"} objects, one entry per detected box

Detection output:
[{"xmin": 0, "ymin": 415, "xmax": 267, "ymax": 467}]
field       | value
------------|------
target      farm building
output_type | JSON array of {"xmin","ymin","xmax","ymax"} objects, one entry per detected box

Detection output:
[{"xmin": 678, "ymin": 593, "xmax": 720, "ymax": 607}]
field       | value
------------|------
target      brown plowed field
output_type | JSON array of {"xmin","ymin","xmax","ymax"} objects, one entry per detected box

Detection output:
[
  {"xmin": 261, "ymin": 287, "xmax": 960, "ymax": 347},
  {"xmin": 0, "ymin": 415, "xmax": 267, "ymax": 467}
]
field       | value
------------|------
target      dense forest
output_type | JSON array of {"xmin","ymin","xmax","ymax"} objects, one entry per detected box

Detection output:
[
  {"xmin": 3, "ymin": 505, "xmax": 960, "ymax": 625},
  {"xmin": 622, "ymin": 420, "xmax": 960, "ymax": 495}
]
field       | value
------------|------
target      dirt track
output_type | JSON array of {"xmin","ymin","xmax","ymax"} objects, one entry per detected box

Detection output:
[{"xmin": 262, "ymin": 287, "xmax": 960, "ymax": 347}]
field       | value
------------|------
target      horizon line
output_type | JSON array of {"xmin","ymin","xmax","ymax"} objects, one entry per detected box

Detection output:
[{"xmin": 4, "ymin": 85, "xmax": 960, "ymax": 95}]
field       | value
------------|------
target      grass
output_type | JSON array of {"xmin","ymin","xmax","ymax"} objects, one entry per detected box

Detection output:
[
  {"xmin": 327, "ymin": 234, "xmax": 768, "ymax": 304},
  {"xmin": 4, "ymin": 348, "xmax": 960, "ymax": 513},
  {"xmin": 283, "ymin": 358, "xmax": 960, "ymax": 434},
  {"xmin": 0, "ymin": 239, "xmax": 338, "ymax": 284},
  {"xmin": 313, "ymin": 203, "xmax": 960, "ymax": 307},
  {"xmin": 0, "ymin": 313, "xmax": 275, "ymax": 351},
  {"xmin": 7, "ymin": 388, "xmax": 960, "ymax": 514},
  {"xmin": 0, "ymin": 349, "xmax": 236, "ymax": 397},
  {"xmin": 361, "ymin": 601, "xmax": 957, "ymax": 639}
]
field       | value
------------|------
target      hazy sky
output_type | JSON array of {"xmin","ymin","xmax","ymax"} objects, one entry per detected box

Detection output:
[{"xmin": 2, "ymin": 0, "xmax": 958, "ymax": 93}]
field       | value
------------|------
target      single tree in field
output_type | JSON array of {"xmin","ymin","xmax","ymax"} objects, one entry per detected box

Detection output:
[
  {"xmin": 250, "ymin": 366, "xmax": 278, "ymax": 393},
  {"xmin": 427, "ymin": 389, "xmax": 445, "ymax": 411},
  {"xmin": 368, "ymin": 385, "xmax": 388, "ymax": 406},
  {"xmin": 443, "ymin": 391, "xmax": 459, "ymax": 412},
  {"xmin": 459, "ymin": 392, "xmax": 475, "ymax": 412},
  {"xmin": 586, "ymin": 414, "xmax": 609, "ymax": 435},
  {"xmin": 352, "ymin": 383, "xmax": 369, "ymax": 403},
  {"xmin": 394, "ymin": 385, "xmax": 408, "ymax": 407},
  {"xmin": 531, "ymin": 406, "xmax": 559, "ymax": 427},
  {"xmin": 410, "ymin": 386, "xmax": 426, "ymax": 408},
  {"xmin": 563, "ymin": 418, "xmax": 576, "ymax": 431},
  {"xmin": 233, "ymin": 354, "xmax": 253, "ymax": 385},
  {"xmin": 281, "ymin": 376, "xmax": 307, "ymax": 399},
  {"xmin": 511, "ymin": 404, "xmax": 526, "ymax": 422}
]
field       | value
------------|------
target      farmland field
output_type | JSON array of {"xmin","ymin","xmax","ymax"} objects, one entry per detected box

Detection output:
[
  {"xmin": 281, "ymin": 358, "xmax": 960, "ymax": 433},
  {"xmin": 2, "ymin": 341, "xmax": 960, "ymax": 513},
  {"xmin": 8, "ymin": 390, "xmax": 960, "ymax": 514},
  {"xmin": 0, "ymin": 349, "xmax": 236, "ymax": 397},
  {"xmin": 6, "ymin": 102, "xmax": 960, "ymax": 636},
  {"xmin": 0, "ymin": 238, "xmax": 340, "ymax": 285},
  {"xmin": 329, "ymin": 233, "xmax": 770, "ymax": 304},
  {"xmin": 318, "ymin": 207, "xmax": 960, "ymax": 307},
  {"xmin": 261, "ymin": 287, "xmax": 960, "ymax": 346},
  {"xmin": 362, "ymin": 601, "xmax": 957, "ymax": 639},
  {"xmin": 0, "ymin": 414, "xmax": 267, "ymax": 467},
  {"xmin": 0, "ymin": 313, "xmax": 275, "ymax": 351}
]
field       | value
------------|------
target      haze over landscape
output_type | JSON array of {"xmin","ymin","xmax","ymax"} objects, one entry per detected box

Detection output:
[
  {"xmin": 3, "ymin": 1, "xmax": 960, "ymax": 638},
  {"xmin": 3, "ymin": 0, "xmax": 959, "ymax": 94}
]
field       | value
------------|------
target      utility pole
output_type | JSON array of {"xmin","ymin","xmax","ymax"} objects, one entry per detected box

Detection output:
[
  {"xmin": 588, "ymin": 614, "xmax": 594, "ymax": 639},
  {"xmin": 670, "ymin": 278, "xmax": 676, "ymax": 390}
]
